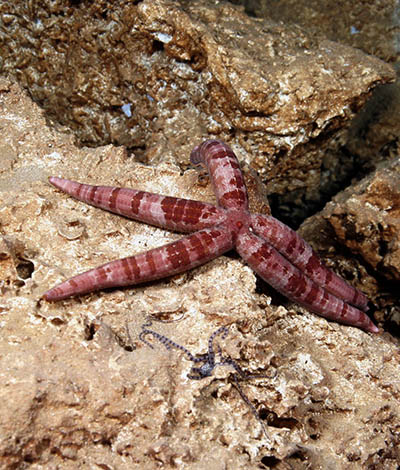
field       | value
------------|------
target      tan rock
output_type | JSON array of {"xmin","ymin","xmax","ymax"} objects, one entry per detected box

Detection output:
[
  {"xmin": 245, "ymin": 0, "xmax": 400, "ymax": 225},
  {"xmin": 298, "ymin": 156, "xmax": 400, "ymax": 330},
  {"xmin": 1, "ymin": 77, "xmax": 400, "ymax": 469},
  {"xmin": 0, "ymin": 0, "xmax": 395, "ymax": 228},
  {"xmin": 326, "ymin": 158, "xmax": 400, "ymax": 282},
  {"xmin": 253, "ymin": 0, "xmax": 399, "ymax": 62},
  {"xmin": 298, "ymin": 154, "xmax": 400, "ymax": 331}
]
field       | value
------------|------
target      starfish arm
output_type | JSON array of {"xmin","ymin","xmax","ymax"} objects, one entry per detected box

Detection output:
[
  {"xmin": 190, "ymin": 140, "xmax": 249, "ymax": 210},
  {"xmin": 236, "ymin": 231, "xmax": 378, "ymax": 333},
  {"xmin": 48, "ymin": 177, "xmax": 226, "ymax": 232},
  {"xmin": 250, "ymin": 214, "xmax": 369, "ymax": 311},
  {"xmin": 43, "ymin": 227, "xmax": 234, "ymax": 301}
]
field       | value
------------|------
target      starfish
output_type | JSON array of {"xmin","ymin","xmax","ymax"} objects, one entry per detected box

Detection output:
[{"xmin": 43, "ymin": 140, "xmax": 378, "ymax": 333}]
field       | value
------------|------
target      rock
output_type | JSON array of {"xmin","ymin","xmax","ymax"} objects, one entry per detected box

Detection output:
[
  {"xmin": 298, "ymin": 156, "xmax": 400, "ymax": 330},
  {"xmin": 0, "ymin": 0, "xmax": 395, "ymax": 225},
  {"xmin": 326, "ymin": 158, "xmax": 400, "ymax": 282},
  {"xmin": 245, "ymin": 0, "xmax": 400, "ymax": 224},
  {"xmin": 1, "ymin": 78, "xmax": 400, "ymax": 469},
  {"xmin": 251, "ymin": 0, "xmax": 399, "ymax": 62}
]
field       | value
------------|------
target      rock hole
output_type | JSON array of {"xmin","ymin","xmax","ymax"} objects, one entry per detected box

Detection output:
[
  {"xmin": 152, "ymin": 39, "xmax": 164, "ymax": 53},
  {"xmin": 100, "ymin": 437, "xmax": 112, "ymax": 447},
  {"xmin": 122, "ymin": 340, "xmax": 135, "ymax": 352},
  {"xmin": 260, "ymin": 455, "xmax": 280, "ymax": 468},
  {"xmin": 258, "ymin": 408, "xmax": 270, "ymax": 421},
  {"xmin": 289, "ymin": 450, "xmax": 307, "ymax": 461},
  {"xmin": 306, "ymin": 417, "xmax": 320, "ymax": 440},
  {"xmin": 16, "ymin": 257, "xmax": 34, "ymax": 279},
  {"xmin": 84, "ymin": 322, "xmax": 97, "ymax": 341},
  {"xmin": 23, "ymin": 454, "xmax": 35, "ymax": 463},
  {"xmin": 263, "ymin": 410, "xmax": 299, "ymax": 429}
]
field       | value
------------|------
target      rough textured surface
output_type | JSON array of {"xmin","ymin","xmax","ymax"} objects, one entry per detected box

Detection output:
[
  {"xmin": 1, "ymin": 0, "xmax": 399, "ymax": 466},
  {"xmin": 327, "ymin": 159, "xmax": 400, "ymax": 282},
  {"xmin": 1, "ymin": 78, "xmax": 400, "ymax": 469},
  {"xmin": 244, "ymin": 0, "xmax": 400, "ymax": 222},
  {"xmin": 248, "ymin": 0, "xmax": 399, "ymax": 62},
  {"xmin": 298, "ymin": 156, "xmax": 400, "ymax": 333},
  {"xmin": 0, "ymin": 0, "xmax": 395, "ymax": 225},
  {"xmin": 41, "ymin": 140, "xmax": 377, "ymax": 333}
]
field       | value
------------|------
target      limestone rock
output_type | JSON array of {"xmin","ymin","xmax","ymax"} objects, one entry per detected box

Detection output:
[
  {"xmin": 251, "ymin": 0, "xmax": 399, "ymax": 62},
  {"xmin": 243, "ymin": 0, "xmax": 400, "ymax": 224},
  {"xmin": 297, "ymin": 155, "xmax": 400, "ymax": 332},
  {"xmin": 326, "ymin": 158, "xmax": 400, "ymax": 282},
  {"xmin": 0, "ymin": 0, "xmax": 395, "ymax": 226},
  {"xmin": 1, "ymin": 77, "xmax": 400, "ymax": 469}
]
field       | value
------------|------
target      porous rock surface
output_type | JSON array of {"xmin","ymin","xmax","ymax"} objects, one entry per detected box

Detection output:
[
  {"xmin": 326, "ymin": 159, "xmax": 400, "ymax": 282},
  {"xmin": 299, "ymin": 155, "xmax": 400, "ymax": 331},
  {"xmin": 246, "ymin": 0, "xmax": 400, "ymax": 223},
  {"xmin": 251, "ymin": 0, "xmax": 399, "ymax": 62},
  {"xmin": 1, "ymin": 79, "xmax": 400, "ymax": 469},
  {"xmin": 0, "ymin": 0, "xmax": 395, "ymax": 226}
]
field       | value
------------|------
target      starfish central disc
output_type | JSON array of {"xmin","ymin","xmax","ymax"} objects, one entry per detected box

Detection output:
[{"xmin": 43, "ymin": 140, "xmax": 378, "ymax": 333}]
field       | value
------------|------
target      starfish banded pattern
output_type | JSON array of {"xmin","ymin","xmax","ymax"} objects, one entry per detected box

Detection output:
[{"xmin": 43, "ymin": 140, "xmax": 378, "ymax": 333}]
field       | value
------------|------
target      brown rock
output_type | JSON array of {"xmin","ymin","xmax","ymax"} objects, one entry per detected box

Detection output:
[
  {"xmin": 326, "ymin": 158, "xmax": 400, "ymax": 282},
  {"xmin": 1, "ymin": 78, "xmax": 400, "ymax": 469},
  {"xmin": 242, "ymin": 0, "xmax": 400, "ymax": 224},
  {"xmin": 298, "ymin": 156, "xmax": 400, "ymax": 331},
  {"xmin": 251, "ymin": 0, "xmax": 399, "ymax": 62},
  {"xmin": 0, "ymin": 0, "xmax": 395, "ymax": 226}
]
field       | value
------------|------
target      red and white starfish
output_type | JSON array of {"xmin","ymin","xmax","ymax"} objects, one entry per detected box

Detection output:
[{"xmin": 43, "ymin": 140, "xmax": 378, "ymax": 333}]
